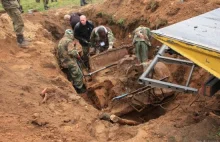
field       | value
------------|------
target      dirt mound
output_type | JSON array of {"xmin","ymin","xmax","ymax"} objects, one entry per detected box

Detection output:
[
  {"xmin": 0, "ymin": 12, "xmax": 99, "ymax": 142},
  {"xmin": 82, "ymin": 0, "xmax": 220, "ymax": 47}
]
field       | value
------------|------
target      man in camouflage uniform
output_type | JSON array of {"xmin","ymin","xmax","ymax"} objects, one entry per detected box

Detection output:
[
  {"xmin": 90, "ymin": 25, "xmax": 115, "ymax": 53},
  {"xmin": 0, "ymin": 0, "xmax": 29, "ymax": 47},
  {"xmin": 132, "ymin": 26, "xmax": 151, "ymax": 63},
  {"xmin": 57, "ymin": 29, "xmax": 86, "ymax": 94}
]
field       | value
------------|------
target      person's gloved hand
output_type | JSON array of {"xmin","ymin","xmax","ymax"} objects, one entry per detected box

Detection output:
[{"xmin": 108, "ymin": 45, "xmax": 113, "ymax": 50}]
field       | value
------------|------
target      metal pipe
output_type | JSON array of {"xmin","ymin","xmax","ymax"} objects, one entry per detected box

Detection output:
[
  {"xmin": 157, "ymin": 44, "xmax": 168, "ymax": 56},
  {"xmin": 139, "ymin": 56, "xmax": 159, "ymax": 83},
  {"xmin": 141, "ymin": 78, "xmax": 198, "ymax": 93},
  {"xmin": 186, "ymin": 64, "xmax": 195, "ymax": 87},
  {"xmin": 139, "ymin": 45, "xmax": 168, "ymax": 83},
  {"xmin": 158, "ymin": 56, "xmax": 194, "ymax": 65},
  {"xmin": 139, "ymin": 44, "xmax": 197, "ymax": 93}
]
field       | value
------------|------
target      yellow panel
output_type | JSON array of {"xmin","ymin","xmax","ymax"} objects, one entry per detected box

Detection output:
[{"xmin": 153, "ymin": 34, "xmax": 220, "ymax": 79}]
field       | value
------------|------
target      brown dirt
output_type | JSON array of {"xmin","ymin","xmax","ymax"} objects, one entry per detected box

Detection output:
[{"xmin": 0, "ymin": 0, "xmax": 220, "ymax": 141}]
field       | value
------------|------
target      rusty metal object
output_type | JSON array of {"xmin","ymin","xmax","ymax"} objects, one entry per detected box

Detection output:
[
  {"xmin": 110, "ymin": 114, "xmax": 140, "ymax": 125},
  {"xmin": 129, "ymin": 86, "xmax": 165, "ymax": 112},
  {"xmin": 128, "ymin": 75, "xmax": 172, "ymax": 112},
  {"xmin": 89, "ymin": 45, "xmax": 132, "ymax": 71},
  {"xmin": 109, "ymin": 76, "xmax": 170, "ymax": 115},
  {"xmin": 99, "ymin": 113, "xmax": 140, "ymax": 125}
]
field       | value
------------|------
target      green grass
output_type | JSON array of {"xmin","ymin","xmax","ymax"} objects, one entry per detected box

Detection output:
[
  {"xmin": 0, "ymin": 0, "xmax": 103, "ymax": 12},
  {"xmin": 117, "ymin": 18, "xmax": 125, "ymax": 27}
]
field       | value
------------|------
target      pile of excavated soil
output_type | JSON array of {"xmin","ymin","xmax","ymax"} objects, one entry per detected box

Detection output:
[
  {"xmin": 0, "ymin": 11, "xmax": 99, "ymax": 142},
  {"xmin": 81, "ymin": 0, "xmax": 220, "ymax": 47},
  {"xmin": 90, "ymin": 0, "xmax": 220, "ymax": 28},
  {"xmin": 0, "ymin": 0, "xmax": 220, "ymax": 141}
]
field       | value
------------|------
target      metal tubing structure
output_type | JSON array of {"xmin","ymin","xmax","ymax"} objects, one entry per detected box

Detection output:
[
  {"xmin": 139, "ymin": 45, "xmax": 198, "ymax": 94},
  {"xmin": 186, "ymin": 64, "xmax": 195, "ymax": 87},
  {"xmin": 152, "ymin": 9, "xmax": 220, "ymax": 79}
]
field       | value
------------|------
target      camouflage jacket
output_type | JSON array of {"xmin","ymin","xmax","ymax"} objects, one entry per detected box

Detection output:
[
  {"xmin": 57, "ymin": 36, "xmax": 79, "ymax": 68},
  {"xmin": 90, "ymin": 26, "xmax": 115, "ymax": 49},
  {"xmin": 133, "ymin": 26, "xmax": 151, "ymax": 46},
  {"xmin": 1, "ymin": 0, "xmax": 20, "ymax": 9}
]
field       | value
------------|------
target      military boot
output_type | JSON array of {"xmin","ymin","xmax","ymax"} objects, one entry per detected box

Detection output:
[
  {"xmin": 73, "ymin": 84, "xmax": 87, "ymax": 94},
  {"xmin": 44, "ymin": 5, "xmax": 49, "ymax": 10},
  {"xmin": 19, "ymin": 6, "xmax": 24, "ymax": 13},
  {"xmin": 16, "ymin": 34, "xmax": 29, "ymax": 48}
]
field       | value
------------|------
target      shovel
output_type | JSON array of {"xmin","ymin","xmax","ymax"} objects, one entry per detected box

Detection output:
[{"xmin": 85, "ymin": 63, "xmax": 117, "ymax": 77}]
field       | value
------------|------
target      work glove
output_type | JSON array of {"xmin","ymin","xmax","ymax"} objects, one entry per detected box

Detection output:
[{"xmin": 108, "ymin": 45, "xmax": 113, "ymax": 50}]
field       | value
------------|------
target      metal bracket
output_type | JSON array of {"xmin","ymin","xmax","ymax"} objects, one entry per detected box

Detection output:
[{"xmin": 139, "ymin": 45, "xmax": 198, "ymax": 94}]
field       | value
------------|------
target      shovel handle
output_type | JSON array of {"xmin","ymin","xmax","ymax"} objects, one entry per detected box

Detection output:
[
  {"xmin": 86, "ymin": 63, "xmax": 117, "ymax": 76},
  {"xmin": 105, "ymin": 63, "xmax": 117, "ymax": 68}
]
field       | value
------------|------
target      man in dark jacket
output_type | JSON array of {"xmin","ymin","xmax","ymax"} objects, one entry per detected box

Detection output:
[{"xmin": 74, "ymin": 15, "xmax": 94, "ymax": 70}]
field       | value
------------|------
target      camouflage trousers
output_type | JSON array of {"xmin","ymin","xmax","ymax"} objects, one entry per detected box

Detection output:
[
  {"xmin": 82, "ymin": 45, "xmax": 90, "ymax": 56},
  {"xmin": 5, "ymin": 8, "xmax": 24, "ymax": 35},
  {"xmin": 134, "ymin": 41, "xmax": 149, "ymax": 63},
  {"xmin": 62, "ymin": 62, "xmax": 84, "ymax": 89}
]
